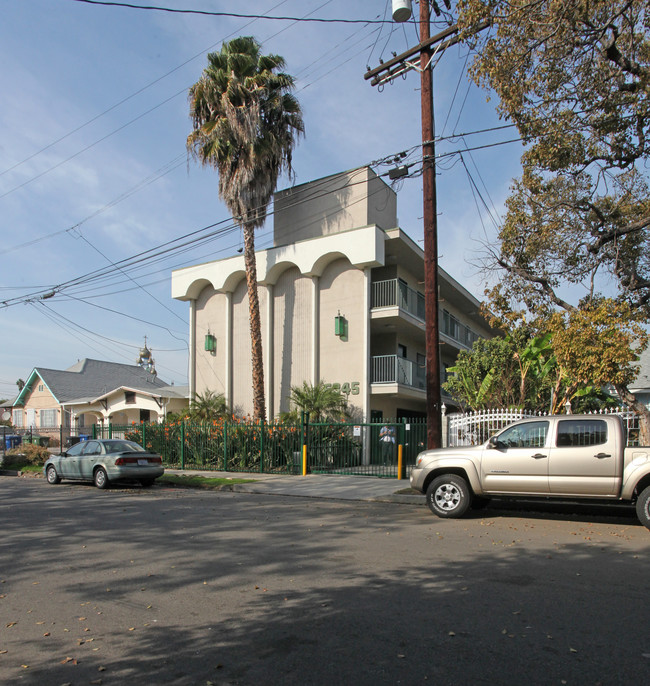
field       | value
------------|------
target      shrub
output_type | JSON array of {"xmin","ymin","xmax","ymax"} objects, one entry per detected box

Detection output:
[{"xmin": 6, "ymin": 443, "xmax": 51, "ymax": 466}]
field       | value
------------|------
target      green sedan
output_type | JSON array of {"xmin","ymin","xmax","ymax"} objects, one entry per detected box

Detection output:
[{"xmin": 44, "ymin": 439, "xmax": 164, "ymax": 489}]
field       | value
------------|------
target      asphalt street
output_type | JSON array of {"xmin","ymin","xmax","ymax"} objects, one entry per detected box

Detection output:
[{"xmin": 1, "ymin": 476, "xmax": 649, "ymax": 686}]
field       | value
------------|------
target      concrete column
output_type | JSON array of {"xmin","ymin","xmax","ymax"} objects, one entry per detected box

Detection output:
[
  {"xmin": 189, "ymin": 299, "xmax": 197, "ymax": 404},
  {"xmin": 266, "ymin": 284, "xmax": 274, "ymax": 419},
  {"xmin": 225, "ymin": 292, "xmax": 232, "ymax": 408},
  {"xmin": 311, "ymin": 275, "xmax": 320, "ymax": 383},
  {"xmin": 363, "ymin": 267, "xmax": 371, "ymax": 422},
  {"xmin": 362, "ymin": 267, "xmax": 372, "ymax": 466}
]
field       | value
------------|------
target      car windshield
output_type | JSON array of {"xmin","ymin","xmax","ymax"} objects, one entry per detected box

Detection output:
[{"xmin": 103, "ymin": 441, "xmax": 146, "ymax": 454}]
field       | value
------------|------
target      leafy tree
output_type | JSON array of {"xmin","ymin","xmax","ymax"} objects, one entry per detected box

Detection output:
[
  {"xmin": 286, "ymin": 381, "xmax": 348, "ymax": 422},
  {"xmin": 16, "ymin": 379, "xmax": 25, "ymax": 391},
  {"xmin": 457, "ymin": 0, "xmax": 650, "ymax": 440},
  {"xmin": 187, "ymin": 37, "xmax": 304, "ymax": 422},
  {"xmin": 444, "ymin": 331, "xmax": 559, "ymax": 412},
  {"xmin": 189, "ymin": 390, "xmax": 229, "ymax": 422},
  {"xmin": 444, "ymin": 337, "xmax": 519, "ymax": 410}
]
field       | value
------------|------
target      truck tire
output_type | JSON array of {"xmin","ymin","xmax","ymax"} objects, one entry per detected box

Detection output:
[
  {"xmin": 426, "ymin": 474, "xmax": 472, "ymax": 518},
  {"xmin": 636, "ymin": 485, "xmax": 650, "ymax": 530}
]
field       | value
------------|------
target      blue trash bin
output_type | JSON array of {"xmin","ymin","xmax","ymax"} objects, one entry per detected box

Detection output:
[
  {"xmin": 78, "ymin": 434, "xmax": 90, "ymax": 442},
  {"xmin": 4, "ymin": 435, "xmax": 22, "ymax": 451}
]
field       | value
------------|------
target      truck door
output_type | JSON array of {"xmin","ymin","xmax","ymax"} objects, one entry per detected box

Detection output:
[
  {"xmin": 480, "ymin": 420, "xmax": 550, "ymax": 494},
  {"xmin": 548, "ymin": 419, "xmax": 618, "ymax": 496}
]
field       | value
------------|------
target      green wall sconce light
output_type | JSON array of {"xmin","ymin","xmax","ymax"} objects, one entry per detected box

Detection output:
[
  {"xmin": 334, "ymin": 311, "xmax": 348, "ymax": 339},
  {"xmin": 204, "ymin": 333, "xmax": 216, "ymax": 353}
]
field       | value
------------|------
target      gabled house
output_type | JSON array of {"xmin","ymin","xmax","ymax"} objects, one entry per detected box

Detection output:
[{"xmin": 12, "ymin": 358, "xmax": 188, "ymax": 432}]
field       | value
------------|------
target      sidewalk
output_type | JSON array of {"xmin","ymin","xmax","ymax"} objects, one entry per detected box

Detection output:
[{"xmin": 164, "ymin": 469, "xmax": 426, "ymax": 505}]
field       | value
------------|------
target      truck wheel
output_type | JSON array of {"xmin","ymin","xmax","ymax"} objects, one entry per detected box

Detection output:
[
  {"xmin": 426, "ymin": 475, "xmax": 471, "ymax": 518},
  {"xmin": 636, "ymin": 485, "xmax": 650, "ymax": 530}
]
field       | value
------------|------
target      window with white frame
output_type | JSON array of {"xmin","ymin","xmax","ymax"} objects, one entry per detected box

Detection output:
[
  {"xmin": 13, "ymin": 409, "xmax": 23, "ymax": 427},
  {"xmin": 40, "ymin": 408, "xmax": 57, "ymax": 428}
]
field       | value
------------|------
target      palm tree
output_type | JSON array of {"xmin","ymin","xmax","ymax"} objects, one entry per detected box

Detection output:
[
  {"xmin": 288, "ymin": 381, "xmax": 348, "ymax": 422},
  {"xmin": 189, "ymin": 390, "xmax": 229, "ymax": 422},
  {"xmin": 187, "ymin": 37, "xmax": 304, "ymax": 423}
]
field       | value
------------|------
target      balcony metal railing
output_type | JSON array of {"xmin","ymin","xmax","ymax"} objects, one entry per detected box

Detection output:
[
  {"xmin": 372, "ymin": 281, "xmax": 480, "ymax": 348},
  {"xmin": 371, "ymin": 355, "xmax": 425, "ymax": 389},
  {"xmin": 440, "ymin": 309, "xmax": 479, "ymax": 348},
  {"xmin": 372, "ymin": 279, "xmax": 425, "ymax": 321}
]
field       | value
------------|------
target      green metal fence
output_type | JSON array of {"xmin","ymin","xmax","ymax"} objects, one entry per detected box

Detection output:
[{"xmin": 93, "ymin": 417, "xmax": 428, "ymax": 478}]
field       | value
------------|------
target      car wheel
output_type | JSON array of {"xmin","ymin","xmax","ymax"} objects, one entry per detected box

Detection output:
[
  {"xmin": 46, "ymin": 465, "xmax": 61, "ymax": 485},
  {"xmin": 94, "ymin": 467, "xmax": 109, "ymax": 489},
  {"xmin": 426, "ymin": 474, "xmax": 471, "ymax": 518},
  {"xmin": 636, "ymin": 485, "xmax": 650, "ymax": 530},
  {"xmin": 140, "ymin": 478, "xmax": 155, "ymax": 487}
]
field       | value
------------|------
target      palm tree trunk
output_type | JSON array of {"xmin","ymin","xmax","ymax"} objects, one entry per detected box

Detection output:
[
  {"xmin": 243, "ymin": 222, "xmax": 267, "ymax": 422},
  {"xmin": 613, "ymin": 383, "xmax": 650, "ymax": 445}
]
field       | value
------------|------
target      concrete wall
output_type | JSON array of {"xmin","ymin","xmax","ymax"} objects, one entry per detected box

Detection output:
[
  {"xmin": 273, "ymin": 267, "xmax": 312, "ymax": 415},
  {"xmin": 273, "ymin": 168, "xmax": 397, "ymax": 246},
  {"xmin": 195, "ymin": 285, "xmax": 227, "ymax": 397},
  {"xmin": 319, "ymin": 258, "xmax": 365, "ymax": 417}
]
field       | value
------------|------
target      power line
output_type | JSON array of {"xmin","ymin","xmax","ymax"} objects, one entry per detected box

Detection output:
[
  {"xmin": 0, "ymin": 0, "xmax": 293, "ymax": 180},
  {"xmin": 1, "ymin": 135, "xmax": 519, "ymax": 308},
  {"xmin": 69, "ymin": 0, "xmax": 398, "ymax": 23}
]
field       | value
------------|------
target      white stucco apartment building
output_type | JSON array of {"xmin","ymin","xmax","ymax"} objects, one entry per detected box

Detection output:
[{"xmin": 172, "ymin": 167, "xmax": 494, "ymax": 422}]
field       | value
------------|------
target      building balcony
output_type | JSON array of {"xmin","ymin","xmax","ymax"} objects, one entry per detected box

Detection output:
[
  {"xmin": 370, "ymin": 355, "xmax": 426, "ymax": 397},
  {"xmin": 372, "ymin": 279, "xmax": 425, "ymax": 320}
]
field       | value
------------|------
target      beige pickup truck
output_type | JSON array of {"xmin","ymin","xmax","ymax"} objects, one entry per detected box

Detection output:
[{"xmin": 410, "ymin": 414, "xmax": 650, "ymax": 529}]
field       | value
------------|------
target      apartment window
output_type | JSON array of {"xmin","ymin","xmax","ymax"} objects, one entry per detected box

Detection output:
[
  {"xmin": 125, "ymin": 391, "xmax": 136, "ymax": 404},
  {"xmin": 40, "ymin": 409, "xmax": 57, "ymax": 427},
  {"xmin": 397, "ymin": 344, "xmax": 408, "ymax": 358}
]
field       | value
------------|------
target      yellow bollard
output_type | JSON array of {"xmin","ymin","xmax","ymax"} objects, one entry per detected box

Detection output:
[
  {"xmin": 397, "ymin": 444, "xmax": 404, "ymax": 480},
  {"xmin": 302, "ymin": 444, "xmax": 307, "ymax": 476}
]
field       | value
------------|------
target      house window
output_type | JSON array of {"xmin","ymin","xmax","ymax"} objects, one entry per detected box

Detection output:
[
  {"xmin": 13, "ymin": 409, "xmax": 23, "ymax": 427},
  {"xmin": 125, "ymin": 391, "xmax": 136, "ymax": 404},
  {"xmin": 38, "ymin": 384, "xmax": 44, "ymax": 392},
  {"xmin": 40, "ymin": 409, "xmax": 57, "ymax": 428}
]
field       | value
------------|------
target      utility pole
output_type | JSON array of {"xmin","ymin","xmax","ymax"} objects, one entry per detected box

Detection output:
[
  {"xmin": 365, "ymin": 3, "xmax": 452, "ymax": 449},
  {"xmin": 418, "ymin": 0, "xmax": 442, "ymax": 449},
  {"xmin": 365, "ymin": 3, "xmax": 488, "ymax": 448}
]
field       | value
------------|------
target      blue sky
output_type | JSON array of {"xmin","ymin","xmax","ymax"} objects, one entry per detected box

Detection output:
[{"xmin": 0, "ymin": 0, "xmax": 523, "ymax": 400}]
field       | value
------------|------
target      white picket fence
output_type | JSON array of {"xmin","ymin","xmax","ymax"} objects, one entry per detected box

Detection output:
[{"xmin": 446, "ymin": 407, "xmax": 640, "ymax": 447}]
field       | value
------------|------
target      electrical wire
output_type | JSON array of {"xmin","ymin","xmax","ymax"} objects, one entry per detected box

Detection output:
[
  {"xmin": 69, "ymin": 0, "xmax": 396, "ymax": 23},
  {"xmin": 0, "ymin": 0, "xmax": 293, "ymax": 180}
]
